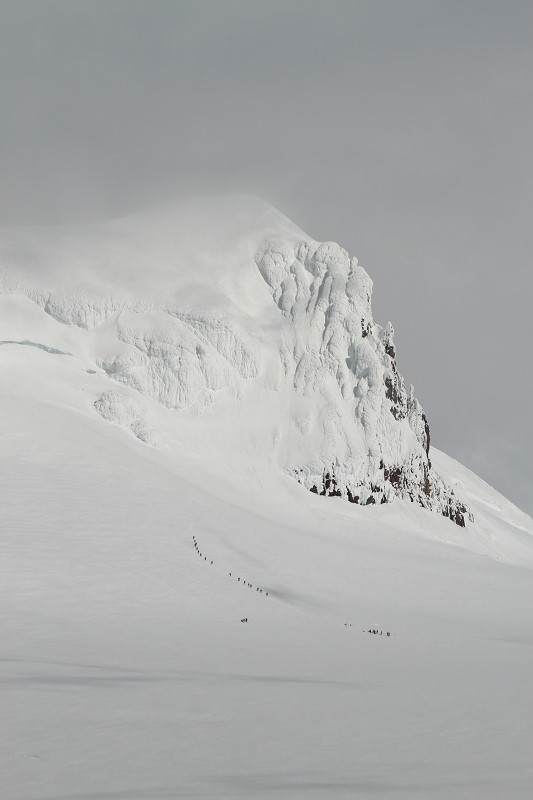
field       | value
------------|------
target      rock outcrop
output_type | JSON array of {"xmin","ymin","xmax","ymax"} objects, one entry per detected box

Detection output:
[{"xmin": 256, "ymin": 238, "xmax": 472, "ymax": 526}]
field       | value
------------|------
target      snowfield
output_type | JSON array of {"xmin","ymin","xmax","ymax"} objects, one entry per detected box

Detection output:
[{"xmin": 1, "ymin": 197, "xmax": 533, "ymax": 799}]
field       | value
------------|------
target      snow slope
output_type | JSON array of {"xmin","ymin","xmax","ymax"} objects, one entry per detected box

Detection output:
[
  {"xmin": 1, "ymin": 197, "xmax": 533, "ymax": 799},
  {"xmin": 1, "ymin": 195, "xmax": 468, "ymax": 523}
]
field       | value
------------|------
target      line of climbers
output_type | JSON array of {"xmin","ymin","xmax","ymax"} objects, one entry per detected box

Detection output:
[
  {"xmin": 192, "ymin": 534, "xmax": 269, "ymax": 597},
  {"xmin": 192, "ymin": 534, "xmax": 391, "ymax": 635}
]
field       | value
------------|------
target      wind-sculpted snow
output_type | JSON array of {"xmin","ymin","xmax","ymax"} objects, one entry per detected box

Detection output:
[
  {"xmin": 256, "ymin": 238, "xmax": 472, "ymax": 526},
  {"xmin": 94, "ymin": 390, "xmax": 159, "ymax": 446},
  {"xmin": 168, "ymin": 311, "xmax": 260, "ymax": 380},
  {"xmin": 0, "ymin": 269, "xmax": 156, "ymax": 328},
  {"xmin": 0, "ymin": 199, "xmax": 470, "ymax": 525},
  {"xmin": 44, "ymin": 292, "xmax": 127, "ymax": 329},
  {"xmin": 98, "ymin": 310, "xmax": 260, "ymax": 410},
  {"xmin": 1, "ymin": 266, "xmax": 260, "ymax": 411}
]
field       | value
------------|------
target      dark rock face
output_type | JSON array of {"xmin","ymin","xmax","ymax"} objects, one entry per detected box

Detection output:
[
  {"xmin": 297, "ymin": 456, "xmax": 472, "ymax": 527},
  {"xmin": 361, "ymin": 319, "xmax": 372, "ymax": 338},
  {"xmin": 385, "ymin": 374, "xmax": 407, "ymax": 420},
  {"xmin": 422, "ymin": 414, "xmax": 431, "ymax": 456}
]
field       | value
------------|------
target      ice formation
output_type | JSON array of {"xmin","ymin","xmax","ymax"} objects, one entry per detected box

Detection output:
[
  {"xmin": 0, "ymin": 197, "xmax": 471, "ymax": 525},
  {"xmin": 256, "ymin": 239, "xmax": 472, "ymax": 526},
  {"xmin": 94, "ymin": 391, "xmax": 159, "ymax": 447}
]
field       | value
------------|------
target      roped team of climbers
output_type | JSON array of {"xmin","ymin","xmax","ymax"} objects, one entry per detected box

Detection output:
[
  {"xmin": 192, "ymin": 534, "xmax": 391, "ymax": 636},
  {"xmin": 192, "ymin": 534, "xmax": 269, "ymax": 596}
]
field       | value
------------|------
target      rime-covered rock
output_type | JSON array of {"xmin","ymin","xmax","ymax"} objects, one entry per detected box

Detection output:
[{"xmin": 256, "ymin": 238, "xmax": 472, "ymax": 526}]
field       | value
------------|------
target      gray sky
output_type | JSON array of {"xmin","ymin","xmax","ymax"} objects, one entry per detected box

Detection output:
[{"xmin": 2, "ymin": 0, "xmax": 532, "ymax": 514}]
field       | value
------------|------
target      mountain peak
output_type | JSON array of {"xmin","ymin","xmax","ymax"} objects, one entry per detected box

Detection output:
[
  {"xmin": 1, "ymin": 198, "xmax": 470, "ymax": 524},
  {"xmin": 255, "ymin": 237, "xmax": 471, "ymax": 525}
]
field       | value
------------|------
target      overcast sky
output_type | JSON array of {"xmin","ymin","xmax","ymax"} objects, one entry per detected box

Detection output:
[{"xmin": 2, "ymin": 0, "xmax": 532, "ymax": 514}]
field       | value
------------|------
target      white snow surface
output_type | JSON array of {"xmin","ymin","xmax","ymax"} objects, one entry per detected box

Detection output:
[
  {"xmin": 1, "ymin": 197, "xmax": 533, "ymax": 799},
  {"xmin": 1, "ymin": 195, "xmax": 466, "ymax": 521}
]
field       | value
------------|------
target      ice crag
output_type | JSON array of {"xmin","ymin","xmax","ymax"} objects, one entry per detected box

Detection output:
[{"xmin": 256, "ymin": 238, "xmax": 472, "ymax": 527}]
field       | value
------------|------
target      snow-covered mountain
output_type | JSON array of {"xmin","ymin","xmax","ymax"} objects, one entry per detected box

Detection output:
[
  {"xmin": 1, "ymin": 196, "xmax": 468, "ymax": 525},
  {"xmin": 3, "ymin": 197, "xmax": 533, "ymax": 800}
]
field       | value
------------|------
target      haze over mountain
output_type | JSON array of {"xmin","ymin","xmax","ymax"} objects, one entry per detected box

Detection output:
[
  {"xmin": 2, "ymin": 198, "xmax": 533, "ymax": 799},
  {"xmin": 3, "ymin": 1, "xmax": 532, "ymax": 518}
]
